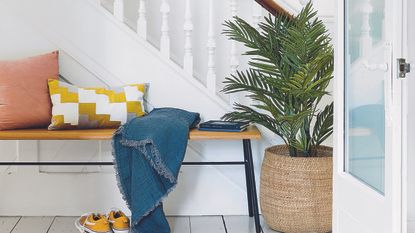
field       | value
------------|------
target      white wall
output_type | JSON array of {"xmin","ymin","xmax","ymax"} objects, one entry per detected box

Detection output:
[{"xmin": 0, "ymin": 0, "xmax": 334, "ymax": 216}]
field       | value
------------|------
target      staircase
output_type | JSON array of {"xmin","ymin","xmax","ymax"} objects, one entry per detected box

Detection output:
[
  {"xmin": 1, "ymin": 0, "xmax": 309, "ymax": 118},
  {"xmin": 96, "ymin": 0, "xmax": 304, "ymax": 106}
]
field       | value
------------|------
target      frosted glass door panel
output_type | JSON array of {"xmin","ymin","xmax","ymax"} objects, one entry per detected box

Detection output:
[{"xmin": 345, "ymin": 0, "xmax": 386, "ymax": 194}]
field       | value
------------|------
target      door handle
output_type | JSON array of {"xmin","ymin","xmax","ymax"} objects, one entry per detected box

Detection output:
[
  {"xmin": 363, "ymin": 60, "xmax": 388, "ymax": 72},
  {"xmin": 363, "ymin": 60, "xmax": 389, "ymax": 72}
]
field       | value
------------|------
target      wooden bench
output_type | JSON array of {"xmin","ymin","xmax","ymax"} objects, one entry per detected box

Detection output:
[{"xmin": 0, "ymin": 125, "xmax": 262, "ymax": 233}]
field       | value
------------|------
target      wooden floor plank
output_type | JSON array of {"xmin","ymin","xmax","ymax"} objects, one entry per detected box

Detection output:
[
  {"xmin": 190, "ymin": 216, "xmax": 226, "ymax": 233},
  {"xmin": 224, "ymin": 215, "xmax": 282, "ymax": 233},
  {"xmin": 11, "ymin": 217, "xmax": 54, "ymax": 233},
  {"xmin": 48, "ymin": 217, "xmax": 79, "ymax": 233},
  {"xmin": 0, "ymin": 215, "xmax": 283, "ymax": 233},
  {"xmin": 224, "ymin": 215, "xmax": 255, "ymax": 233},
  {"xmin": 167, "ymin": 216, "xmax": 191, "ymax": 233},
  {"xmin": 0, "ymin": 216, "xmax": 21, "ymax": 233}
]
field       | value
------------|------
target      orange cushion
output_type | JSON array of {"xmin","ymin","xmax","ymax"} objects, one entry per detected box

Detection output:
[{"xmin": 0, "ymin": 51, "xmax": 59, "ymax": 130}]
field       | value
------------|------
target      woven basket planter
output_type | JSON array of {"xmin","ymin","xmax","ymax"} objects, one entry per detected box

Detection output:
[{"xmin": 260, "ymin": 145, "xmax": 332, "ymax": 233}]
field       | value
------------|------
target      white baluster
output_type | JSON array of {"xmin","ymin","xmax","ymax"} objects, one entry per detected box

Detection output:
[
  {"xmin": 206, "ymin": 0, "xmax": 216, "ymax": 94},
  {"xmin": 113, "ymin": 0, "xmax": 124, "ymax": 22},
  {"xmin": 230, "ymin": 0, "xmax": 239, "ymax": 76},
  {"xmin": 249, "ymin": 1, "xmax": 263, "ymax": 106},
  {"xmin": 160, "ymin": 0, "xmax": 170, "ymax": 58},
  {"xmin": 360, "ymin": 0, "xmax": 373, "ymax": 55},
  {"xmin": 137, "ymin": 0, "xmax": 147, "ymax": 39},
  {"xmin": 229, "ymin": 0, "xmax": 239, "ymax": 104},
  {"xmin": 252, "ymin": 1, "xmax": 262, "ymax": 31},
  {"xmin": 183, "ymin": 0, "xmax": 193, "ymax": 75}
]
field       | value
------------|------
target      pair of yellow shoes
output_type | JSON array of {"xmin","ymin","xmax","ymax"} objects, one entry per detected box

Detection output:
[{"xmin": 75, "ymin": 209, "xmax": 130, "ymax": 233}]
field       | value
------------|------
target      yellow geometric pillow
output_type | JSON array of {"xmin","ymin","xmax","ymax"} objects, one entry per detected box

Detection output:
[{"xmin": 48, "ymin": 79, "xmax": 147, "ymax": 130}]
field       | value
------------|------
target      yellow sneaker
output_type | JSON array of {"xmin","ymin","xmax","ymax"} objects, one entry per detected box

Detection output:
[
  {"xmin": 75, "ymin": 213, "xmax": 111, "ymax": 233},
  {"xmin": 108, "ymin": 209, "xmax": 130, "ymax": 233}
]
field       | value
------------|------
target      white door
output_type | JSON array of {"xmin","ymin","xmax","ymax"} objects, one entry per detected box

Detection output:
[{"xmin": 334, "ymin": 0, "xmax": 407, "ymax": 232}]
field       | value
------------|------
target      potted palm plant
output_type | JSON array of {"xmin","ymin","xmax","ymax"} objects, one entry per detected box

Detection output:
[{"xmin": 222, "ymin": 2, "xmax": 333, "ymax": 233}]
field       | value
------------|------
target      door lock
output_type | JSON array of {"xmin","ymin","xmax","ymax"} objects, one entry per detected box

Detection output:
[{"xmin": 398, "ymin": 58, "xmax": 411, "ymax": 78}]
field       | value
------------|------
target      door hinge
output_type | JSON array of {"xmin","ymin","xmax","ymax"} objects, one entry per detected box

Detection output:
[{"xmin": 398, "ymin": 58, "xmax": 411, "ymax": 78}]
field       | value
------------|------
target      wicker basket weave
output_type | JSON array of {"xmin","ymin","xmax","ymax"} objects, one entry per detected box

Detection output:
[{"xmin": 260, "ymin": 145, "xmax": 332, "ymax": 233}]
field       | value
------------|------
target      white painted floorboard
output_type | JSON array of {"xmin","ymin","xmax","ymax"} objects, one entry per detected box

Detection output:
[
  {"xmin": 48, "ymin": 217, "xmax": 79, "ymax": 233},
  {"xmin": 224, "ymin": 215, "xmax": 256, "ymax": 233},
  {"xmin": 224, "ymin": 215, "xmax": 281, "ymax": 233},
  {"xmin": 10, "ymin": 216, "xmax": 54, "ymax": 233},
  {"xmin": 0, "ymin": 215, "xmax": 281, "ymax": 233},
  {"xmin": 189, "ymin": 216, "xmax": 226, "ymax": 233},
  {"xmin": 0, "ymin": 217, "xmax": 20, "ymax": 233},
  {"xmin": 167, "ymin": 216, "xmax": 191, "ymax": 233}
]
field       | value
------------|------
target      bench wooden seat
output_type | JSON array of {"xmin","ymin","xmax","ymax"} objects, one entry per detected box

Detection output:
[
  {"xmin": 0, "ymin": 125, "xmax": 261, "ymax": 141},
  {"xmin": 0, "ymin": 125, "xmax": 262, "ymax": 233}
]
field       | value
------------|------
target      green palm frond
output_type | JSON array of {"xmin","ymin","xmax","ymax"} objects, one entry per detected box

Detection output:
[
  {"xmin": 221, "ymin": 1, "xmax": 333, "ymax": 157},
  {"xmin": 312, "ymin": 102, "xmax": 334, "ymax": 146},
  {"xmin": 222, "ymin": 103, "xmax": 280, "ymax": 136}
]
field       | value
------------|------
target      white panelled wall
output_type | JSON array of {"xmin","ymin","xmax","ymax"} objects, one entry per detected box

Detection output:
[{"xmin": 0, "ymin": 0, "xmax": 334, "ymax": 216}]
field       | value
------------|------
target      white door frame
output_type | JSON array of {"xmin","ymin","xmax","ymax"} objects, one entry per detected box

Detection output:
[
  {"xmin": 333, "ymin": 0, "xmax": 406, "ymax": 232},
  {"xmin": 401, "ymin": 0, "xmax": 409, "ymax": 230}
]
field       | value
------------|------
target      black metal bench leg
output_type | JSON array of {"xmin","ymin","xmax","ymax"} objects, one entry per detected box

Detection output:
[
  {"xmin": 243, "ymin": 139, "xmax": 261, "ymax": 233},
  {"xmin": 243, "ymin": 140, "xmax": 254, "ymax": 217}
]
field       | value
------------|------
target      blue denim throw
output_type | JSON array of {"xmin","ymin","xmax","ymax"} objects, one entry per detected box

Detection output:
[{"xmin": 112, "ymin": 108, "xmax": 200, "ymax": 233}]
